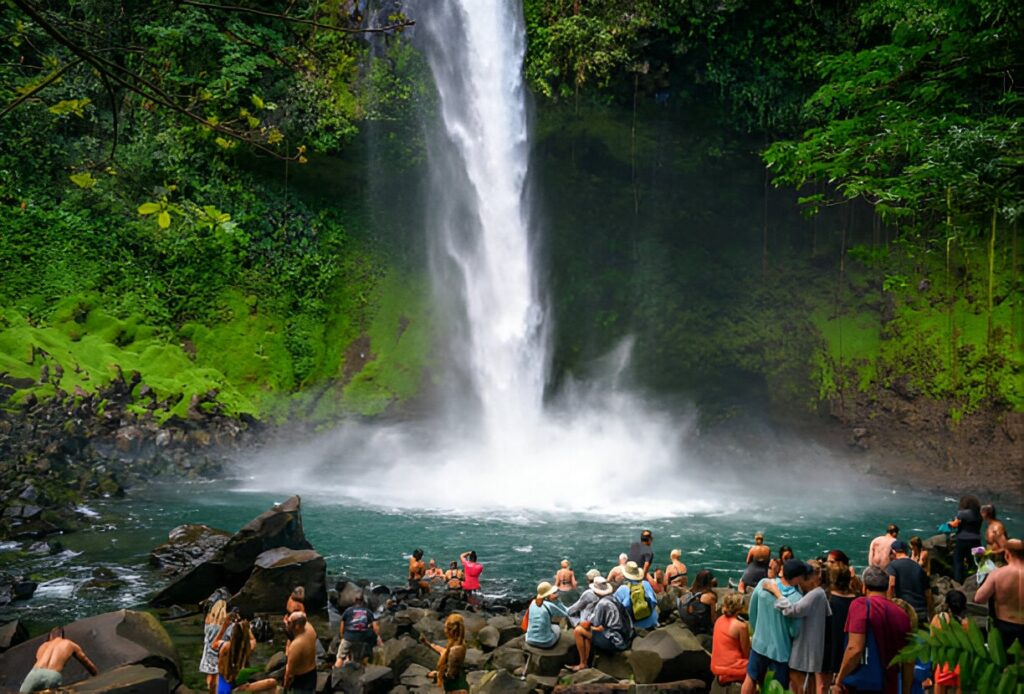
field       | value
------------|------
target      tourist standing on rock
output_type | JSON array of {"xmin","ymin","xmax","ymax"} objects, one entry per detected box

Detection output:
[
  {"xmin": 570, "ymin": 576, "xmax": 631, "ymax": 671},
  {"xmin": 768, "ymin": 546, "xmax": 795, "ymax": 580},
  {"xmin": 974, "ymin": 538, "xmax": 1024, "ymax": 650},
  {"xmin": 908, "ymin": 537, "xmax": 930, "ymax": 575},
  {"xmin": 741, "ymin": 559, "xmax": 808, "ymax": 693},
  {"xmin": 738, "ymin": 532, "xmax": 771, "ymax": 593},
  {"xmin": 886, "ymin": 540, "xmax": 932, "ymax": 624},
  {"xmin": 18, "ymin": 627, "xmax": 98, "ymax": 694},
  {"xmin": 614, "ymin": 560, "xmax": 659, "ymax": 630},
  {"xmin": 335, "ymin": 590, "xmax": 382, "ymax": 666},
  {"xmin": 628, "ymin": 529, "xmax": 655, "ymax": 579},
  {"xmin": 284, "ymin": 612, "xmax": 317, "ymax": 694},
  {"xmin": 424, "ymin": 613, "xmax": 469, "ymax": 693},
  {"xmin": 200, "ymin": 600, "xmax": 229, "ymax": 694},
  {"xmin": 835, "ymin": 566, "xmax": 913, "ymax": 694},
  {"xmin": 762, "ymin": 560, "xmax": 830, "ymax": 694},
  {"xmin": 823, "ymin": 560, "xmax": 858, "ymax": 690},
  {"xmin": 607, "ymin": 553, "xmax": 629, "ymax": 586},
  {"xmin": 555, "ymin": 559, "xmax": 578, "ymax": 594},
  {"xmin": 664, "ymin": 548, "xmax": 688, "ymax": 593},
  {"xmin": 711, "ymin": 592, "xmax": 750, "ymax": 687},
  {"xmin": 982, "ymin": 505, "xmax": 1008, "ymax": 557},
  {"xmin": 868, "ymin": 523, "xmax": 900, "ymax": 570},
  {"xmin": 525, "ymin": 581, "xmax": 570, "ymax": 648},
  {"xmin": 948, "ymin": 496, "xmax": 983, "ymax": 583},
  {"xmin": 409, "ymin": 548, "xmax": 430, "ymax": 595},
  {"xmin": 567, "ymin": 570, "xmax": 604, "ymax": 626},
  {"xmin": 460, "ymin": 550, "xmax": 483, "ymax": 606}
]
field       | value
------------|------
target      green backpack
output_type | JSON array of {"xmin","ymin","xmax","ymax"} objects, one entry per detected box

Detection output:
[{"xmin": 629, "ymin": 581, "xmax": 651, "ymax": 620}]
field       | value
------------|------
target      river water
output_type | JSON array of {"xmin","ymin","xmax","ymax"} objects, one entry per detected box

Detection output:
[{"xmin": 4, "ymin": 479, "xmax": 1017, "ymax": 628}]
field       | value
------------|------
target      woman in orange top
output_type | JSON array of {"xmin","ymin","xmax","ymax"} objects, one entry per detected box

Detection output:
[{"xmin": 710, "ymin": 593, "xmax": 749, "ymax": 685}]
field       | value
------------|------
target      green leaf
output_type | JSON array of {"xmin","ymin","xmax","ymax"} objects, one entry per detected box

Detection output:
[
  {"xmin": 967, "ymin": 620, "xmax": 986, "ymax": 659},
  {"xmin": 48, "ymin": 98, "xmax": 91, "ymax": 117},
  {"xmin": 157, "ymin": 210, "xmax": 171, "ymax": 229},
  {"xmin": 250, "ymin": 94, "xmax": 264, "ymax": 109},
  {"xmin": 137, "ymin": 202, "xmax": 161, "ymax": 215},
  {"xmin": 69, "ymin": 172, "xmax": 96, "ymax": 188}
]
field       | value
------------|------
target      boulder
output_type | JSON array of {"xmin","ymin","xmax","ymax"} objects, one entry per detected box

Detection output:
[
  {"xmin": 487, "ymin": 615, "xmax": 522, "ymax": 646},
  {"xmin": 632, "ymin": 623, "xmax": 711, "ymax": 684},
  {"xmin": 382, "ymin": 636, "xmax": 438, "ymax": 677},
  {"xmin": 331, "ymin": 663, "xmax": 396, "ymax": 694},
  {"xmin": 464, "ymin": 647, "xmax": 488, "ymax": 670},
  {"xmin": 219, "ymin": 495, "xmax": 311, "ymax": 574},
  {"xmin": 472, "ymin": 669, "xmax": 533, "ymax": 694},
  {"xmin": 229, "ymin": 547, "xmax": 326, "ymax": 614},
  {"xmin": 477, "ymin": 625, "xmax": 501, "ymax": 650},
  {"xmin": 0, "ymin": 610, "xmax": 180, "ymax": 690},
  {"xmin": 337, "ymin": 581, "xmax": 366, "ymax": 610},
  {"xmin": 562, "ymin": 668, "xmax": 618, "ymax": 686},
  {"xmin": 149, "ymin": 524, "xmax": 231, "ymax": 575},
  {"xmin": 0, "ymin": 619, "xmax": 29, "ymax": 652},
  {"xmin": 399, "ymin": 663, "xmax": 436, "ymax": 690},
  {"xmin": 710, "ymin": 680, "xmax": 744, "ymax": 694},
  {"xmin": 151, "ymin": 496, "xmax": 313, "ymax": 608},
  {"xmin": 67, "ymin": 664, "xmax": 173, "ymax": 693},
  {"xmin": 490, "ymin": 639, "xmax": 527, "ymax": 674},
  {"xmin": 591, "ymin": 649, "xmax": 663, "ymax": 683},
  {"xmin": 522, "ymin": 632, "xmax": 579, "ymax": 676},
  {"xmin": 414, "ymin": 615, "xmax": 446, "ymax": 642}
]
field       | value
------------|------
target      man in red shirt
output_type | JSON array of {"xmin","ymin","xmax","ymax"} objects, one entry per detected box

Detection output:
[
  {"xmin": 836, "ymin": 565, "xmax": 913, "ymax": 694},
  {"xmin": 460, "ymin": 550, "xmax": 484, "ymax": 606}
]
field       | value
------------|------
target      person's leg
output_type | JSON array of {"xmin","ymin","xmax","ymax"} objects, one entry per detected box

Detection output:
[
  {"xmin": 789, "ymin": 668, "xmax": 806, "ymax": 693},
  {"xmin": 742, "ymin": 650, "xmax": 766, "ymax": 694},
  {"xmin": 814, "ymin": 670, "xmax": 829, "ymax": 694},
  {"xmin": 207, "ymin": 673, "xmax": 217, "ymax": 694},
  {"xmin": 772, "ymin": 660, "xmax": 791, "ymax": 690},
  {"xmin": 571, "ymin": 625, "xmax": 591, "ymax": 671}
]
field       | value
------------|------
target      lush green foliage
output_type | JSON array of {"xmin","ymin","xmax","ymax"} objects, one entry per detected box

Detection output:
[
  {"xmin": 896, "ymin": 618, "xmax": 1024, "ymax": 693},
  {"xmin": 0, "ymin": 0, "xmax": 432, "ymax": 421}
]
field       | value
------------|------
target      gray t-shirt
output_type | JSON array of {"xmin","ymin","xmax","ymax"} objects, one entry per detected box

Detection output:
[
  {"xmin": 774, "ymin": 586, "xmax": 831, "ymax": 672},
  {"xmin": 886, "ymin": 558, "xmax": 930, "ymax": 617},
  {"xmin": 567, "ymin": 588, "xmax": 600, "ymax": 626}
]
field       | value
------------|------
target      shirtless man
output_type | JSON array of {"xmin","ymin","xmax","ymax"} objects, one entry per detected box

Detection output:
[
  {"xmin": 286, "ymin": 586, "xmax": 306, "ymax": 614},
  {"xmin": 974, "ymin": 538, "xmax": 1024, "ymax": 649},
  {"xmin": 284, "ymin": 612, "xmax": 318, "ymax": 694},
  {"xmin": 607, "ymin": 553, "xmax": 629, "ymax": 586},
  {"xmin": 409, "ymin": 548, "xmax": 430, "ymax": 595},
  {"xmin": 868, "ymin": 523, "xmax": 899, "ymax": 569},
  {"xmin": 982, "ymin": 505, "xmax": 1008, "ymax": 556},
  {"xmin": 19, "ymin": 627, "xmax": 98, "ymax": 693},
  {"xmin": 424, "ymin": 559, "xmax": 445, "ymax": 583}
]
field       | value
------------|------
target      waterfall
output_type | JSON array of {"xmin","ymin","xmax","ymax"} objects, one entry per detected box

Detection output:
[{"xmin": 418, "ymin": 0, "xmax": 546, "ymax": 438}]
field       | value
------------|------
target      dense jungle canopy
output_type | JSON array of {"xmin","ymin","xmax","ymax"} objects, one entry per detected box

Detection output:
[{"xmin": 0, "ymin": 0, "xmax": 1021, "ymax": 427}]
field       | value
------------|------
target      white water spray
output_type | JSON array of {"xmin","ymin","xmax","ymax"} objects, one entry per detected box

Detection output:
[{"xmin": 243, "ymin": 0, "xmax": 863, "ymax": 514}]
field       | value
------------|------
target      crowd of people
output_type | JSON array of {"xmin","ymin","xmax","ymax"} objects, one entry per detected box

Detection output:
[{"xmin": 16, "ymin": 497, "xmax": 1019, "ymax": 694}]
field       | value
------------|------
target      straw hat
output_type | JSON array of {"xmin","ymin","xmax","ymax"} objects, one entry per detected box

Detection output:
[
  {"xmin": 622, "ymin": 561, "xmax": 644, "ymax": 582},
  {"xmin": 536, "ymin": 581, "xmax": 558, "ymax": 600},
  {"xmin": 591, "ymin": 576, "xmax": 614, "ymax": 597}
]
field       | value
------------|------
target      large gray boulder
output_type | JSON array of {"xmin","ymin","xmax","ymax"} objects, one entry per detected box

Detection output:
[
  {"xmin": 0, "ymin": 610, "xmax": 180, "ymax": 691},
  {"xmin": 0, "ymin": 619, "xmax": 29, "ymax": 652},
  {"xmin": 472, "ymin": 669, "xmax": 533, "ymax": 694},
  {"xmin": 151, "ymin": 495, "xmax": 313, "ymax": 608},
  {"xmin": 331, "ymin": 663, "xmax": 396, "ymax": 694},
  {"xmin": 631, "ymin": 623, "xmax": 711, "ymax": 683},
  {"xmin": 149, "ymin": 523, "xmax": 231, "ymax": 575},
  {"xmin": 521, "ymin": 631, "xmax": 579, "ymax": 676},
  {"xmin": 382, "ymin": 635, "xmax": 438, "ymax": 678},
  {"xmin": 229, "ymin": 547, "xmax": 327, "ymax": 614},
  {"xmin": 68, "ymin": 664, "xmax": 173, "ymax": 693}
]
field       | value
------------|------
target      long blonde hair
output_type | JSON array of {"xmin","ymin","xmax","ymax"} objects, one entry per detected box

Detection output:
[
  {"xmin": 206, "ymin": 599, "xmax": 227, "ymax": 627},
  {"xmin": 434, "ymin": 613, "xmax": 466, "ymax": 686},
  {"xmin": 218, "ymin": 620, "xmax": 252, "ymax": 683}
]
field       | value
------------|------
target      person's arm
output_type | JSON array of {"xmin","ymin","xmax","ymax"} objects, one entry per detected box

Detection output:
[
  {"xmin": 835, "ymin": 631, "xmax": 866, "ymax": 690},
  {"xmin": 373, "ymin": 620, "xmax": 382, "ymax": 644},
  {"xmin": 748, "ymin": 586, "xmax": 759, "ymax": 628},
  {"xmin": 73, "ymin": 644, "xmax": 99, "ymax": 676},
  {"xmin": 566, "ymin": 592, "xmax": 588, "ymax": 616},
  {"xmin": 211, "ymin": 619, "xmax": 233, "ymax": 652},
  {"xmin": 734, "ymin": 620, "xmax": 751, "ymax": 658},
  {"xmin": 974, "ymin": 567, "xmax": 997, "ymax": 603},
  {"xmin": 887, "ymin": 572, "xmax": 896, "ymax": 600},
  {"xmin": 571, "ymin": 571, "xmax": 577, "ymax": 589},
  {"xmin": 283, "ymin": 647, "xmax": 294, "ymax": 690},
  {"xmin": 546, "ymin": 598, "xmax": 570, "ymax": 618},
  {"xmin": 745, "ymin": 547, "xmax": 755, "ymax": 564}
]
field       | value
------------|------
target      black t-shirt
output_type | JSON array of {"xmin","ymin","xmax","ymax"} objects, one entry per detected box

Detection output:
[
  {"xmin": 956, "ymin": 509, "xmax": 982, "ymax": 541},
  {"xmin": 341, "ymin": 605, "xmax": 376, "ymax": 642},
  {"xmin": 886, "ymin": 557, "xmax": 929, "ymax": 615},
  {"xmin": 628, "ymin": 542, "xmax": 653, "ymax": 570}
]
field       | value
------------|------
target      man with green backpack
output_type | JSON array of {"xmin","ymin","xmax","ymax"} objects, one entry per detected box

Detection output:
[{"xmin": 613, "ymin": 561, "xmax": 659, "ymax": 630}]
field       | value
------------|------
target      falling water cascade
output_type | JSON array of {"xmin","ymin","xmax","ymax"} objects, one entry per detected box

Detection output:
[{"xmin": 242, "ymin": 0, "xmax": 729, "ymax": 514}]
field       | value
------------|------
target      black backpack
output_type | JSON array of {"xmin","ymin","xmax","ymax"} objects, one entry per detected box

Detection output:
[{"xmin": 679, "ymin": 591, "xmax": 713, "ymax": 634}]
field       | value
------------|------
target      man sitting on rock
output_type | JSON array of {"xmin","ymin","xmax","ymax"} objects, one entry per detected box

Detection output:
[
  {"xmin": 19, "ymin": 627, "xmax": 98, "ymax": 694},
  {"xmin": 613, "ymin": 561, "xmax": 659, "ymax": 631},
  {"xmin": 284, "ymin": 612, "xmax": 317, "ymax": 694},
  {"xmin": 974, "ymin": 538, "xmax": 1024, "ymax": 650},
  {"xmin": 570, "ymin": 577, "xmax": 632, "ymax": 671}
]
